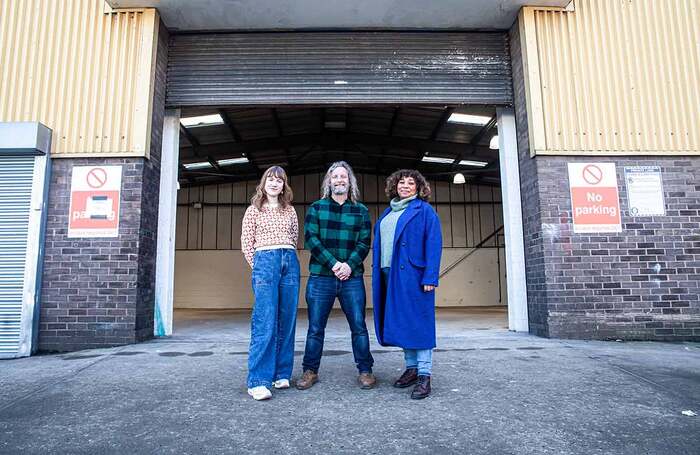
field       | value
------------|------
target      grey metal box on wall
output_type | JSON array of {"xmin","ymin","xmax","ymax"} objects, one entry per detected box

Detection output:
[{"xmin": 0, "ymin": 122, "xmax": 51, "ymax": 359}]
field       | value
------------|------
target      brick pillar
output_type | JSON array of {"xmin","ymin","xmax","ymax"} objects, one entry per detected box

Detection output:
[
  {"xmin": 37, "ymin": 22, "xmax": 168, "ymax": 352},
  {"xmin": 510, "ymin": 22, "xmax": 549, "ymax": 337},
  {"xmin": 510, "ymin": 24, "xmax": 700, "ymax": 341}
]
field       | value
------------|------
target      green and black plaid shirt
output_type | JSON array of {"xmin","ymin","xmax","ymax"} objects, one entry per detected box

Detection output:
[{"xmin": 304, "ymin": 198, "xmax": 372, "ymax": 277}]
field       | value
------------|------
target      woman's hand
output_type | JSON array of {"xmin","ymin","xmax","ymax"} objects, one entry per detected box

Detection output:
[{"xmin": 423, "ymin": 285, "xmax": 435, "ymax": 292}]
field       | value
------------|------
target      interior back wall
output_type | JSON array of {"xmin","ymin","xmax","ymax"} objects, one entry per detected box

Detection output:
[{"xmin": 173, "ymin": 173, "xmax": 507, "ymax": 309}]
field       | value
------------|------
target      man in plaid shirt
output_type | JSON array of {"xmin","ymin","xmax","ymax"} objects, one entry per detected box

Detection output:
[{"xmin": 296, "ymin": 161, "xmax": 376, "ymax": 390}]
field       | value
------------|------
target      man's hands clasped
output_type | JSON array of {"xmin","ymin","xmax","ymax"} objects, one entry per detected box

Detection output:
[{"xmin": 332, "ymin": 262, "xmax": 352, "ymax": 281}]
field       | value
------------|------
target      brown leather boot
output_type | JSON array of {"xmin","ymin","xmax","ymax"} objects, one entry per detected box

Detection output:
[
  {"xmin": 393, "ymin": 368, "xmax": 418, "ymax": 388},
  {"xmin": 410, "ymin": 375, "xmax": 431, "ymax": 399},
  {"xmin": 295, "ymin": 370, "xmax": 318, "ymax": 390},
  {"xmin": 358, "ymin": 372, "xmax": 377, "ymax": 389}
]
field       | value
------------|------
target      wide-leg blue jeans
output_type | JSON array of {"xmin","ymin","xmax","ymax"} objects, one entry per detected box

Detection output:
[{"xmin": 247, "ymin": 248, "xmax": 300, "ymax": 388}]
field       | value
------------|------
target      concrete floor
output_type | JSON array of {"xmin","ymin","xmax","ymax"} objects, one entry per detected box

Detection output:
[
  {"xmin": 1, "ymin": 307, "xmax": 699, "ymax": 454},
  {"xmin": 172, "ymin": 306, "xmax": 510, "ymax": 342}
]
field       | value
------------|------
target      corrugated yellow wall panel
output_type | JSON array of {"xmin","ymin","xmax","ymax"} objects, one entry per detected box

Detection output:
[
  {"xmin": 523, "ymin": 0, "xmax": 700, "ymax": 155},
  {"xmin": 0, "ymin": 0, "xmax": 158, "ymax": 157}
]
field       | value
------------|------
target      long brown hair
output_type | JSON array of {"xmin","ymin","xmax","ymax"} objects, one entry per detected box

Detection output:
[
  {"xmin": 320, "ymin": 161, "xmax": 361, "ymax": 203},
  {"xmin": 384, "ymin": 169, "xmax": 432, "ymax": 201},
  {"xmin": 251, "ymin": 166, "xmax": 293, "ymax": 209}
]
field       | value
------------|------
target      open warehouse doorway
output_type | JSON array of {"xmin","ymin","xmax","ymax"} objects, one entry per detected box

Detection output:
[
  {"xmin": 153, "ymin": 31, "xmax": 528, "ymax": 340},
  {"xmin": 170, "ymin": 105, "xmax": 509, "ymax": 340}
]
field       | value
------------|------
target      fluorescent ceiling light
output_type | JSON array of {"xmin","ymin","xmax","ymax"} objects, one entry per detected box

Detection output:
[
  {"xmin": 453, "ymin": 173, "xmax": 466, "ymax": 184},
  {"xmin": 324, "ymin": 121, "xmax": 346, "ymax": 129},
  {"xmin": 180, "ymin": 114, "xmax": 224, "ymax": 128},
  {"xmin": 182, "ymin": 161, "xmax": 213, "ymax": 170},
  {"xmin": 217, "ymin": 157, "xmax": 249, "ymax": 166},
  {"xmin": 458, "ymin": 159, "xmax": 489, "ymax": 168},
  {"xmin": 447, "ymin": 113, "xmax": 492, "ymax": 126},
  {"xmin": 489, "ymin": 135, "xmax": 499, "ymax": 150},
  {"xmin": 421, "ymin": 156, "xmax": 455, "ymax": 164}
]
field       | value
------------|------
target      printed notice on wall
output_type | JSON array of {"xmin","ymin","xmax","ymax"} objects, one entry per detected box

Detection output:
[
  {"xmin": 624, "ymin": 166, "xmax": 665, "ymax": 217},
  {"xmin": 567, "ymin": 163, "xmax": 622, "ymax": 233},
  {"xmin": 68, "ymin": 166, "xmax": 122, "ymax": 238}
]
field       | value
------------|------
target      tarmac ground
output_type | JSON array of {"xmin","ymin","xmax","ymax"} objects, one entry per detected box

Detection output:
[{"xmin": 1, "ymin": 308, "xmax": 699, "ymax": 454}]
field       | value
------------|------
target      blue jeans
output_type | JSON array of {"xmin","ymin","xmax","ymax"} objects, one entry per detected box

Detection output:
[
  {"xmin": 247, "ymin": 249, "xmax": 300, "ymax": 388},
  {"xmin": 404, "ymin": 349, "xmax": 432, "ymax": 376},
  {"xmin": 302, "ymin": 275, "xmax": 374, "ymax": 373}
]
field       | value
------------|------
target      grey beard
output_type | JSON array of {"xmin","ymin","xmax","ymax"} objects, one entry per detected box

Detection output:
[{"xmin": 332, "ymin": 185, "xmax": 348, "ymax": 195}]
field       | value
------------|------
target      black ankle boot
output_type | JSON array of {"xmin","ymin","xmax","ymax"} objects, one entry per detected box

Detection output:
[
  {"xmin": 410, "ymin": 375, "xmax": 431, "ymax": 399},
  {"xmin": 393, "ymin": 368, "xmax": 418, "ymax": 388}
]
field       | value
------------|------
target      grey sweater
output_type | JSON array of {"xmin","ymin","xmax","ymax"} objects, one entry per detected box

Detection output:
[{"xmin": 379, "ymin": 195, "xmax": 417, "ymax": 268}]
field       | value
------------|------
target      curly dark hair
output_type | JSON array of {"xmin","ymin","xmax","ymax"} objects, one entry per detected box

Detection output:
[{"xmin": 384, "ymin": 169, "xmax": 431, "ymax": 201}]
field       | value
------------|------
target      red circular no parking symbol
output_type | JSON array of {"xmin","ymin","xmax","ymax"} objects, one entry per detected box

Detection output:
[
  {"xmin": 86, "ymin": 168, "xmax": 108, "ymax": 189},
  {"xmin": 582, "ymin": 164, "xmax": 604, "ymax": 185}
]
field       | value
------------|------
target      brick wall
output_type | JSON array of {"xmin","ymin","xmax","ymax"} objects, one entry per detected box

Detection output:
[
  {"xmin": 38, "ymin": 22, "xmax": 168, "ymax": 352},
  {"xmin": 539, "ymin": 157, "xmax": 700, "ymax": 340},
  {"xmin": 39, "ymin": 158, "xmax": 148, "ymax": 351}
]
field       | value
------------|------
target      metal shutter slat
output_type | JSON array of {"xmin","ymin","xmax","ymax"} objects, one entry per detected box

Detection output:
[
  {"xmin": 167, "ymin": 32, "xmax": 513, "ymax": 107},
  {"xmin": 0, "ymin": 156, "xmax": 34, "ymax": 355}
]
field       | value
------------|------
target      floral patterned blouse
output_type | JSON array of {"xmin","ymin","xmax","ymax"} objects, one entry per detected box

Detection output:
[{"xmin": 240, "ymin": 204, "xmax": 298, "ymax": 268}]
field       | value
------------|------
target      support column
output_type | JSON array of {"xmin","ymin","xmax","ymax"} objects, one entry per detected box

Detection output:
[
  {"xmin": 497, "ymin": 107, "xmax": 529, "ymax": 332},
  {"xmin": 154, "ymin": 109, "xmax": 180, "ymax": 337}
]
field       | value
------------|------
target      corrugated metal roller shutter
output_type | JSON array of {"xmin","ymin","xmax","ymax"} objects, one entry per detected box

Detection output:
[
  {"xmin": 0, "ymin": 156, "xmax": 34, "ymax": 355},
  {"xmin": 167, "ymin": 32, "xmax": 512, "ymax": 106}
]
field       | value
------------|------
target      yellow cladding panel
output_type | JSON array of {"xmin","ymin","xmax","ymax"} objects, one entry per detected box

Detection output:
[
  {"xmin": 524, "ymin": 0, "xmax": 700, "ymax": 154},
  {"xmin": 0, "ymin": 0, "xmax": 158, "ymax": 157}
]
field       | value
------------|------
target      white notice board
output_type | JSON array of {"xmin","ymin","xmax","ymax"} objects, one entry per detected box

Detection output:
[{"xmin": 624, "ymin": 166, "xmax": 665, "ymax": 217}]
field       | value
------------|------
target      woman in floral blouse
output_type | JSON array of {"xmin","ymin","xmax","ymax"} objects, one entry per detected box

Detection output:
[{"xmin": 241, "ymin": 166, "xmax": 299, "ymax": 400}]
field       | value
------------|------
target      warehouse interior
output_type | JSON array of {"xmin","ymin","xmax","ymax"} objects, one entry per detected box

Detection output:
[{"xmin": 172, "ymin": 104, "xmax": 508, "ymax": 339}]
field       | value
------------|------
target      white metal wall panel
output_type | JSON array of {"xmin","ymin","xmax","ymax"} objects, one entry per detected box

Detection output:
[
  {"xmin": 0, "ymin": 156, "xmax": 35, "ymax": 356},
  {"xmin": 167, "ymin": 32, "xmax": 513, "ymax": 106}
]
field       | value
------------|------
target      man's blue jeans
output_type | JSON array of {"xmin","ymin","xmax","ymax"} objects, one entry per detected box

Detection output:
[
  {"xmin": 302, "ymin": 275, "xmax": 374, "ymax": 373},
  {"xmin": 247, "ymin": 249, "xmax": 300, "ymax": 388}
]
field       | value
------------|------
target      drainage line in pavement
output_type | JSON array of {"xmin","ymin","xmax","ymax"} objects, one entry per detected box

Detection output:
[{"xmin": 0, "ymin": 347, "xmax": 125, "ymax": 414}]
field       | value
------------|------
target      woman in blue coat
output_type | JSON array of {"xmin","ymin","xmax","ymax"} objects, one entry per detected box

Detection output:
[{"xmin": 372, "ymin": 169, "xmax": 442, "ymax": 399}]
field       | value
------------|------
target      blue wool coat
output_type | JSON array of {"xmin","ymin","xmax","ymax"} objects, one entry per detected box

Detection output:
[{"xmin": 372, "ymin": 198, "xmax": 442, "ymax": 349}]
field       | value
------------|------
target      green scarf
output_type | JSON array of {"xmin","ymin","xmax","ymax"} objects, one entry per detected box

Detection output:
[{"xmin": 390, "ymin": 194, "xmax": 417, "ymax": 212}]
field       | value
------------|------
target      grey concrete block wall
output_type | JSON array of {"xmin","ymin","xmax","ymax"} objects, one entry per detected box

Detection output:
[
  {"xmin": 38, "ymin": 22, "xmax": 169, "ymax": 352},
  {"xmin": 509, "ymin": 24, "xmax": 700, "ymax": 341}
]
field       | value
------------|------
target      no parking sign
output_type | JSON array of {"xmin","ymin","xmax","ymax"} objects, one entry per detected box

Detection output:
[
  {"xmin": 567, "ymin": 163, "xmax": 621, "ymax": 233},
  {"xmin": 68, "ymin": 166, "xmax": 122, "ymax": 238}
]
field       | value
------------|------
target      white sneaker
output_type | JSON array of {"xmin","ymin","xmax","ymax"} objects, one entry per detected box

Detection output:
[
  {"xmin": 272, "ymin": 379, "xmax": 290, "ymax": 389},
  {"xmin": 247, "ymin": 386, "xmax": 272, "ymax": 401}
]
